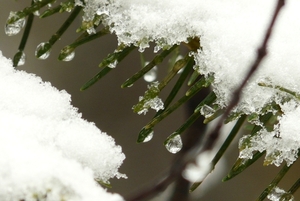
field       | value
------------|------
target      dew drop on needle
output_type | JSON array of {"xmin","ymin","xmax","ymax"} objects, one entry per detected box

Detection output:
[{"xmin": 165, "ymin": 135, "xmax": 183, "ymax": 154}]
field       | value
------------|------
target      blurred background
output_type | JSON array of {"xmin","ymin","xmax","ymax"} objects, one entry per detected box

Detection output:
[{"xmin": 0, "ymin": 1, "xmax": 299, "ymax": 200}]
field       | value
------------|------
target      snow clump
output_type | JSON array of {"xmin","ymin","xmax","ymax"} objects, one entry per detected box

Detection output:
[{"xmin": 0, "ymin": 51, "xmax": 125, "ymax": 201}]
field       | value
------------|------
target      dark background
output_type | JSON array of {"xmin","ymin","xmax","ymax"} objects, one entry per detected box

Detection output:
[{"xmin": 0, "ymin": 1, "xmax": 299, "ymax": 200}]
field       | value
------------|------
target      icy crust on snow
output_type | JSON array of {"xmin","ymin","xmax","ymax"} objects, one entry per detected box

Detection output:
[{"xmin": 0, "ymin": 51, "xmax": 125, "ymax": 200}]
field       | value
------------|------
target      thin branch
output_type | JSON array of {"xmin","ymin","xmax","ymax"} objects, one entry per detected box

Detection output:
[
  {"xmin": 203, "ymin": 0, "xmax": 285, "ymax": 152},
  {"xmin": 124, "ymin": 172, "xmax": 174, "ymax": 201}
]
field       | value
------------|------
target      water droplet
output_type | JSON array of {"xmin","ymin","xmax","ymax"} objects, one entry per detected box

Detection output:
[
  {"xmin": 5, "ymin": 12, "xmax": 26, "ymax": 36},
  {"xmin": 143, "ymin": 131, "xmax": 154, "ymax": 143},
  {"xmin": 177, "ymin": 68, "xmax": 184, "ymax": 74},
  {"xmin": 175, "ymin": 55, "xmax": 184, "ymax": 74},
  {"xmin": 200, "ymin": 105, "xmax": 215, "ymax": 118},
  {"xmin": 108, "ymin": 60, "xmax": 118, "ymax": 68},
  {"xmin": 165, "ymin": 135, "xmax": 183, "ymax": 154},
  {"xmin": 144, "ymin": 66, "xmax": 157, "ymax": 82},
  {"xmin": 137, "ymin": 127, "xmax": 154, "ymax": 143},
  {"xmin": 267, "ymin": 187, "xmax": 294, "ymax": 201},
  {"xmin": 62, "ymin": 51, "xmax": 75, "ymax": 62},
  {"xmin": 13, "ymin": 51, "xmax": 26, "ymax": 66},
  {"xmin": 35, "ymin": 42, "xmax": 51, "ymax": 59}
]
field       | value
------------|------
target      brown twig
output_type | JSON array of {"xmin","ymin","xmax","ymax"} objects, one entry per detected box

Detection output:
[{"xmin": 125, "ymin": 1, "xmax": 285, "ymax": 200}]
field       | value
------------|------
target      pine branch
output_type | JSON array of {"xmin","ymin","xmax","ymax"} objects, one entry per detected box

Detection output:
[{"xmin": 125, "ymin": 1, "xmax": 285, "ymax": 200}]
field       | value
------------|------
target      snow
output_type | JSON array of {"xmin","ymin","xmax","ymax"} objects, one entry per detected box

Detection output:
[
  {"xmin": 0, "ymin": 51, "xmax": 125, "ymax": 200},
  {"xmin": 267, "ymin": 187, "xmax": 294, "ymax": 201},
  {"xmin": 77, "ymin": 0, "xmax": 205, "ymax": 50}
]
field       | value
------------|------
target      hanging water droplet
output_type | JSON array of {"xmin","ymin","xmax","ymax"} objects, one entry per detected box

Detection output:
[
  {"xmin": 62, "ymin": 51, "xmax": 75, "ymax": 62},
  {"xmin": 18, "ymin": 52, "xmax": 26, "ymax": 66},
  {"xmin": 35, "ymin": 42, "xmax": 51, "ymax": 59},
  {"xmin": 175, "ymin": 55, "xmax": 184, "ymax": 74},
  {"xmin": 200, "ymin": 105, "xmax": 215, "ymax": 118},
  {"xmin": 143, "ymin": 131, "xmax": 154, "ymax": 143},
  {"xmin": 108, "ymin": 60, "xmax": 118, "ymax": 68},
  {"xmin": 137, "ymin": 127, "xmax": 154, "ymax": 143},
  {"xmin": 13, "ymin": 51, "xmax": 26, "ymax": 67},
  {"xmin": 144, "ymin": 66, "xmax": 157, "ymax": 82},
  {"xmin": 165, "ymin": 135, "xmax": 183, "ymax": 154},
  {"xmin": 5, "ymin": 12, "xmax": 26, "ymax": 36}
]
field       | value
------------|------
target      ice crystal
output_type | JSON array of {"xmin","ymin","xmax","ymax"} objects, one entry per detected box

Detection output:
[
  {"xmin": 200, "ymin": 105, "xmax": 216, "ymax": 118},
  {"xmin": 267, "ymin": 187, "xmax": 294, "ymax": 201},
  {"xmin": 239, "ymin": 101, "xmax": 300, "ymax": 166},
  {"xmin": 0, "ymin": 51, "xmax": 125, "ymax": 200},
  {"xmin": 139, "ymin": 96, "xmax": 164, "ymax": 114},
  {"xmin": 133, "ymin": 82, "xmax": 164, "ymax": 115}
]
